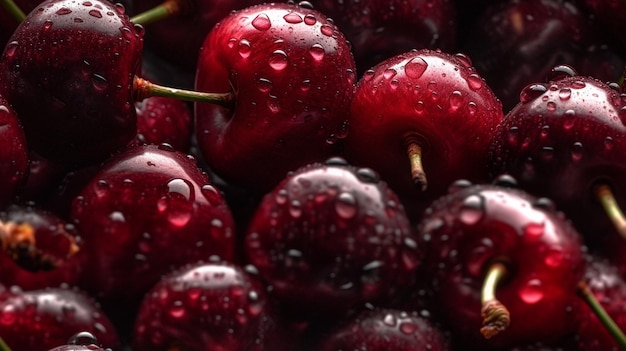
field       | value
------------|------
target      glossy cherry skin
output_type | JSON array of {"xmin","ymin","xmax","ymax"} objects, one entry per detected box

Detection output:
[
  {"xmin": 488, "ymin": 75, "xmax": 626, "ymax": 245},
  {"xmin": 132, "ymin": 96, "xmax": 193, "ymax": 151},
  {"xmin": 0, "ymin": 0, "xmax": 143, "ymax": 165},
  {"xmin": 0, "ymin": 286, "xmax": 120, "ymax": 351},
  {"xmin": 194, "ymin": 2, "xmax": 357, "ymax": 193},
  {"xmin": 132, "ymin": 0, "xmax": 265, "ymax": 70},
  {"xmin": 244, "ymin": 158, "xmax": 421, "ymax": 321},
  {"xmin": 416, "ymin": 181, "xmax": 585, "ymax": 350},
  {"xmin": 573, "ymin": 255, "xmax": 626, "ymax": 351},
  {"xmin": 70, "ymin": 144, "xmax": 236, "ymax": 304},
  {"xmin": 315, "ymin": 308, "xmax": 451, "ymax": 351},
  {"xmin": 0, "ymin": 95, "xmax": 28, "ymax": 207},
  {"xmin": 0, "ymin": 204, "xmax": 85, "ymax": 290},
  {"xmin": 309, "ymin": 0, "xmax": 457, "ymax": 75},
  {"xmin": 345, "ymin": 49, "xmax": 504, "ymax": 220},
  {"xmin": 132, "ymin": 260, "xmax": 286, "ymax": 351}
]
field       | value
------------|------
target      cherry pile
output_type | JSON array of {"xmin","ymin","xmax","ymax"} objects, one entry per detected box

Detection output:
[{"xmin": 2, "ymin": 0, "xmax": 626, "ymax": 350}]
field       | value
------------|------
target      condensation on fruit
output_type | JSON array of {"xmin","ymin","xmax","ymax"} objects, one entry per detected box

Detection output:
[
  {"xmin": 518, "ymin": 278, "xmax": 544, "ymax": 304},
  {"xmin": 404, "ymin": 56, "xmax": 428, "ymax": 79},
  {"xmin": 459, "ymin": 194, "xmax": 485, "ymax": 226},
  {"xmin": 251, "ymin": 13, "xmax": 271, "ymax": 31}
]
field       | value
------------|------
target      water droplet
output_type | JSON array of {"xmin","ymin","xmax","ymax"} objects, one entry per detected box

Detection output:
[
  {"xmin": 167, "ymin": 178, "xmax": 192, "ymax": 201},
  {"xmin": 169, "ymin": 301, "xmax": 186, "ymax": 319},
  {"xmin": 89, "ymin": 9, "xmax": 102, "ymax": 18},
  {"xmin": 252, "ymin": 13, "xmax": 271, "ymax": 30},
  {"xmin": 558, "ymin": 88, "xmax": 571, "ymax": 101},
  {"xmin": 320, "ymin": 24, "xmax": 333, "ymax": 36},
  {"xmin": 571, "ymin": 80, "xmax": 586, "ymax": 89},
  {"xmin": 302, "ymin": 13, "xmax": 316, "ymax": 25},
  {"xmin": 467, "ymin": 74, "xmax": 483, "ymax": 91},
  {"xmin": 383, "ymin": 68, "xmax": 397, "ymax": 80},
  {"xmin": 289, "ymin": 200, "xmax": 302, "ymax": 218},
  {"xmin": 414, "ymin": 101, "xmax": 425, "ymax": 115},
  {"xmin": 43, "ymin": 20, "xmax": 53, "ymax": 30},
  {"xmin": 404, "ymin": 57, "xmax": 428, "ymax": 79},
  {"xmin": 383, "ymin": 313, "xmax": 397, "ymax": 326},
  {"xmin": 459, "ymin": 194, "xmax": 484, "ymax": 225},
  {"xmin": 544, "ymin": 250, "xmax": 565, "ymax": 267},
  {"xmin": 570, "ymin": 141, "xmax": 583, "ymax": 161},
  {"xmin": 399, "ymin": 322, "xmax": 418, "ymax": 335},
  {"xmin": 283, "ymin": 12, "xmax": 302, "ymax": 24},
  {"xmin": 520, "ymin": 84, "xmax": 547, "ymax": 103},
  {"xmin": 546, "ymin": 101, "xmax": 557, "ymax": 111},
  {"xmin": 523, "ymin": 222, "xmax": 544, "ymax": 241},
  {"xmin": 91, "ymin": 74, "xmax": 108, "ymax": 91},
  {"xmin": 257, "ymin": 78, "xmax": 272, "ymax": 93},
  {"xmin": 238, "ymin": 39, "xmax": 251, "ymax": 58},
  {"xmin": 74, "ymin": 17, "xmax": 83, "ymax": 23},
  {"xmin": 448, "ymin": 90, "xmax": 463, "ymax": 112},
  {"xmin": 547, "ymin": 65, "xmax": 577, "ymax": 81},
  {"xmin": 56, "ymin": 7, "xmax": 72, "ymax": 15},
  {"xmin": 539, "ymin": 146, "xmax": 554, "ymax": 161},
  {"xmin": 114, "ymin": 2, "xmax": 125, "ymax": 14},
  {"xmin": 519, "ymin": 279, "xmax": 544, "ymax": 304},
  {"xmin": 335, "ymin": 192, "xmax": 357, "ymax": 219},
  {"xmin": 605, "ymin": 136, "xmax": 614, "ymax": 151},
  {"xmin": 356, "ymin": 168, "xmax": 378, "ymax": 183},
  {"xmin": 454, "ymin": 52, "xmax": 473, "ymax": 68},
  {"xmin": 269, "ymin": 50, "xmax": 288, "ymax": 70},
  {"xmin": 267, "ymin": 95, "xmax": 280, "ymax": 113},
  {"xmin": 82, "ymin": 1, "xmax": 92, "ymax": 6},
  {"xmin": 309, "ymin": 43, "xmax": 325, "ymax": 61},
  {"xmin": 5, "ymin": 41, "xmax": 18, "ymax": 57}
]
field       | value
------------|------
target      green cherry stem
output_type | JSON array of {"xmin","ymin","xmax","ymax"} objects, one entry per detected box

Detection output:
[
  {"xmin": 133, "ymin": 76, "xmax": 234, "ymax": 107},
  {"xmin": 480, "ymin": 262, "xmax": 511, "ymax": 339},
  {"xmin": 130, "ymin": 0, "xmax": 193, "ymax": 26},
  {"xmin": 577, "ymin": 281, "xmax": 626, "ymax": 350},
  {"xmin": 594, "ymin": 183, "xmax": 626, "ymax": 240},
  {"xmin": 0, "ymin": 336, "xmax": 12, "ymax": 351},
  {"xmin": 0, "ymin": 0, "xmax": 26, "ymax": 22}
]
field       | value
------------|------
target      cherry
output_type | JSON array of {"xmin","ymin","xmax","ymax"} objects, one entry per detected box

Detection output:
[
  {"xmin": 460, "ymin": 0, "xmax": 618, "ymax": 113},
  {"xmin": 243, "ymin": 157, "xmax": 420, "ymax": 321},
  {"xmin": 47, "ymin": 332, "xmax": 112, "ymax": 351},
  {"xmin": 314, "ymin": 307, "xmax": 452, "ymax": 351},
  {"xmin": 488, "ymin": 72, "xmax": 626, "ymax": 247},
  {"xmin": 0, "ymin": 286, "xmax": 120, "ymax": 351},
  {"xmin": 415, "ymin": 178, "xmax": 586, "ymax": 350},
  {"xmin": 309, "ymin": 0, "xmax": 457, "ymax": 75},
  {"xmin": 132, "ymin": 96, "xmax": 193, "ymax": 151},
  {"xmin": 0, "ymin": 203, "xmax": 84, "ymax": 290},
  {"xmin": 70, "ymin": 143, "xmax": 236, "ymax": 305},
  {"xmin": 344, "ymin": 49, "xmax": 504, "ymax": 220},
  {"xmin": 132, "ymin": 259, "xmax": 288, "ymax": 351},
  {"xmin": 0, "ymin": 0, "xmax": 231, "ymax": 166},
  {"xmin": 194, "ymin": 2, "xmax": 357, "ymax": 193},
  {"xmin": 0, "ymin": 94, "xmax": 28, "ymax": 208}
]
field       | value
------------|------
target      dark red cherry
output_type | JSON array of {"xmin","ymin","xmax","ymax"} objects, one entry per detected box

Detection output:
[
  {"xmin": 132, "ymin": 260, "xmax": 286, "ymax": 351},
  {"xmin": 488, "ymin": 74, "xmax": 626, "ymax": 247},
  {"xmin": 0, "ymin": 203, "xmax": 84, "ymax": 290},
  {"xmin": 70, "ymin": 144, "xmax": 236, "ymax": 305},
  {"xmin": 415, "ymin": 180, "xmax": 585, "ymax": 350},
  {"xmin": 132, "ymin": 96, "xmax": 192, "ymax": 151},
  {"xmin": 244, "ymin": 157, "xmax": 420, "ymax": 321},
  {"xmin": 0, "ymin": 94, "xmax": 28, "ymax": 208},
  {"xmin": 0, "ymin": 0, "xmax": 143, "ymax": 165},
  {"xmin": 345, "ymin": 49, "xmax": 504, "ymax": 220},
  {"xmin": 194, "ymin": 2, "xmax": 357, "ymax": 193},
  {"xmin": 0, "ymin": 286, "xmax": 120, "ymax": 351}
]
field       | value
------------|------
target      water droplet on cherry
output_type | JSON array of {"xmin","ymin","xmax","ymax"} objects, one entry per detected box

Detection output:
[
  {"xmin": 335, "ymin": 192, "xmax": 357, "ymax": 219},
  {"xmin": 320, "ymin": 24, "xmax": 333, "ymax": 36},
  {"xmin": 283, "ymin": 12, "xmax": 302, "ymax": 24},
  {"xmin": 269, "ymin": 50, "xmax": 288, "ymax": 70},
  {"xmin": 309, "ymin": 44, "xmax": 325, "ymax": 61},
  {"xmin": 88, "ymin": 9, "xmax": 102, "ymax": 18},
  {"xmin": 448, "ymin": 90, "xmax": 463, "ymax": 112},
  {"xmin": 459, "ymin": 194, "xmax": 484, "ymax": 225},
  {"xmin": 304, "ymin": 13, "xmax": 316, "ymax": 25},
  {"xmin": 520, "ymin": 84, "xmax": 547, "ymax": 103},
  {"xmin": 238, "ymin": 39, "xmax": 251, "ymax": 58},
  {"xmin": 467, "ymin": 73, "xmax": 483, "ymax": 91},
  {"xmin": 519, "ymin": 279, "xmax": 544, "ymax": 304},
  {"xmin": 404, "ymin": 57, "xmax": 428, "ymax": 79},
  {"xmin": 252, "ymin": 13, "xmax": 271, "ymax": 30}
]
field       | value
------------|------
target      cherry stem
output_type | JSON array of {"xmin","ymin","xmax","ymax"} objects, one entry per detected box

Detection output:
[
  {"xmin": 130, "ymin": 0, "xmax": 192, "ymax": 26},
  {"xmin": 133, "ymin": 76, "xmax": 234, "ymax": 106},
  {"xmin": 480, "ymin": 262, "xmax": 511, "ymax": 339},
  {"xmin": 0, "ymin": 0, "xmax": 26, "ymax": 22},
  {"xmin": 0, "ymin": 337, "xmax": 12, "ymax": 351},
  {"xmin": 577, "ymin": 281, "xmax": 626, "ymax": 350},
  {"xmin": 402, "ymin": 133, "xmax": 428, "ymax": 191},
  {"xmin": 594, "ymin": 183, "xmax": 626, "ymax": 240}
]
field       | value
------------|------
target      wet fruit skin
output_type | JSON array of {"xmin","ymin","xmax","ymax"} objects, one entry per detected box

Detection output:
[
  {"xmin": 0, "ymin": 285, "xmax": 120, "ymax": 351},
  {"xmin": 309, "ymin": 0, "xmax": 457, "ymax": 75},
  {"xmin": 345, "ymin": 49, "xmax": 504, "ymax": 220},
  {"xmin": 194, "ymin": 2, "xmax": 357, "ymax": 193},
  {"xmin": 132, "ymin": 96, "xmax": 193, "ymax": 152},
  {"xmin": 244, "ymin": 158, "xmax": 421, "ymax": 321},
  {"xmin": 416, "ymin": 181, "xmax": 585, "ymax": 350},
  {"xmin": 315, "ymin": 307, "xmax": 452, "ymax": 351},
  {"xmin": 0, "ymin": 0, "xmax": 143, "ymax": 166},
  {"xmin": 70, "ymin": 143, "xmax": 236, "ymax": 305},
  {"xmin": 0, "ymin": 94, "xmax": 28, "ymax": 208},
  {"xmin": 132, "ymin": 260, "xmax": 283, "ymax": 351},
  {"xmin": 488, "ymin": 74, "xmax": 626, "ymax": 245}
]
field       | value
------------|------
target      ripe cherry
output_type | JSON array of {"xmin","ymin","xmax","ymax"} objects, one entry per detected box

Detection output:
[
  {"xmin": 415, "ymin": 178, "xmax": 585, "ymax": 350},
  {"xmin": 0, "ymin": 94, "xmax": 28, "ymax": 208},
  {"xmin": 194, "ymin": 2, "xmax": 357, "ymax": 193},
  {"xmin": 132, "ymin": 96, "xmax": 193, "ymax": 151}
]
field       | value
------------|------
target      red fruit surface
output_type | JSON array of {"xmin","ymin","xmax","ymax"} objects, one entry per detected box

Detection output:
[
  {"xmin": 488, "ymin": 74, "xmax": 626, "ymax": 245},
  {"xmin": 132, "ymin": 96, "xmax": 193, "ymax": 151},
  {"xmin": 244, "ymin": 158, "xmax": 420, "ymax": 320},
  {"xmin": 0, "ymin": 0, "xmax": 143, "ymax": 165},
  {"xmin": 416, "ymin": 181, "xmax": 585, "ymax": 350},
  {"xmin": 194, "ymin": 2, "xmax": 357, "ymax": 192},
  {"xmin": 132, "ymin": 260, "xmax": 284, "ymax": 351},
  {"xmin": 0, "ymin": 286, "xmax": 120, "ymax": 351},
  {"xmin": 345, "ymin": 49, "xmax": 504, "ymax": 219},
  {"xmin": 0, "ymin": 94, "xmax": 28, "ymax": 207},
  {"xmin": 70, "ymin": 144, "xmax": 236, "ymax": 303}
]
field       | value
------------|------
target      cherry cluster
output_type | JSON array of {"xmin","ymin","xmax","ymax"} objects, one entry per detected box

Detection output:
[{"xmin": 1, "ymin": 0, "xmax": 626, "ymax": 350}]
